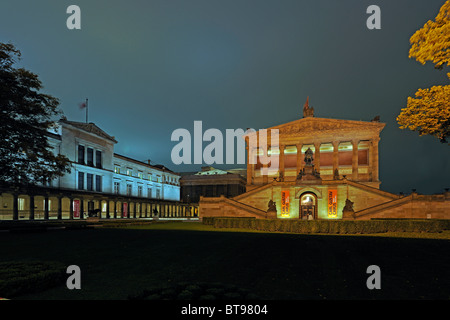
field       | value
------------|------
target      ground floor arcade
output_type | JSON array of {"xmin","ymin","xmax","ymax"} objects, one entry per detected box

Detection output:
[{"xmin": 0, "ymin": 184, "xmax": 197, "ymax": 221}]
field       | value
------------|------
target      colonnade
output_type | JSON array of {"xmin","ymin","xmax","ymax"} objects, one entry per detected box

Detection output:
[
  {"xmin": 0, "ymin": 186, "xmax": 197, "ymax": 221},
  {"xmin": 246, "ymin": 138, "xmax": 380, "ymax": 184}
]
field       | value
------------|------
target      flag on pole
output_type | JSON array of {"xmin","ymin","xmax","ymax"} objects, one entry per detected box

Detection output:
[{"xmin": 78, "ymin": 98, "xmax": 89, "ymax": 123}]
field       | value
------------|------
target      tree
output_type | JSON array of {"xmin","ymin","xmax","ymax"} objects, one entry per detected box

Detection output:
[
  {"xmin": 397, "ymin": 1, "xmax": 450, "ymax": 144},
  {"xmin": 0, "ymin": 42, "xmax": 71, "ymax": 186}
]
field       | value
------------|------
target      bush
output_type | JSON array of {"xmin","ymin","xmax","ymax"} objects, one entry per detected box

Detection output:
[
  {"xmin": 210, "ymin": 218, "xmax": 449, "ymax": 234},
  {"xmin": 0, "ymin": 261, "xmax": 66, "ymax": 298}
]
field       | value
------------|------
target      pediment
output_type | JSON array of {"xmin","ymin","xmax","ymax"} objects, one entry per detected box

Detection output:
[{"xmin": 267, "ymin": 117, "xmax": 385, "ymax": 136}]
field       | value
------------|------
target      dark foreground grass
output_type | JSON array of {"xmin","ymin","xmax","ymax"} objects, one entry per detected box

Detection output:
[{"xmin": 1, "ymin": 222, "xmax": 449, "ymax": 300}]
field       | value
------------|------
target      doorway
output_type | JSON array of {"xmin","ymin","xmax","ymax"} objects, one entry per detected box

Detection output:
[{"xmin": 299, "ymin": 193, "xmax": 317, "ymax": 220}]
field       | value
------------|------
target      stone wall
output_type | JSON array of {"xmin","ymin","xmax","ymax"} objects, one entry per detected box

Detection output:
[
  {"xmin": 354, "ymin": 193, "xmax": 450, "ymax": 220},
  {"xmin": 199, "ymin": 195, "xmax": 267, "ymax": 219}
]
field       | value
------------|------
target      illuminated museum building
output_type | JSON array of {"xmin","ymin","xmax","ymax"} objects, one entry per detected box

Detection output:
[
  {"xmin": 199, "ymin": 99, "xmax": 450, "ymax": 220},
  {"xmin": 0, "ymin": 119, "xmax": 185, "ymax": 220}
]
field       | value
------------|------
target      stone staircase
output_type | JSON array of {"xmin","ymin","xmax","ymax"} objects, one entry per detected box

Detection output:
[{"xmin": 353, "ymin": 195, "xmax": 413, "ymax": 219}]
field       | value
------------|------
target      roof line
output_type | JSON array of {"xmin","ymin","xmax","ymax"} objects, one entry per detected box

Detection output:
[{"xmin": 113, "ymin": 153, "xmax": 175, "ymax": 174}]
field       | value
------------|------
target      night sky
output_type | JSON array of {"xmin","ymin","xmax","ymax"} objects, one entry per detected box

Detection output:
[{"xmin": 1, "ymin": 0, "xmax": 449, "ymax": 194}]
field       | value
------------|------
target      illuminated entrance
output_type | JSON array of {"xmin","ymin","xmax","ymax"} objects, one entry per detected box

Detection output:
[{"xmin": 299, "ymin": 193, "xmax": 317, "ymax": 220}]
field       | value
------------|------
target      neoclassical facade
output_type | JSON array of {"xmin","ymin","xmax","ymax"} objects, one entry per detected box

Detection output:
[
  {"xmin": 199, "ymin": 99, "xmax": 450, "ymax": 220},
  {"xmin": 0, "ymin": 119, "xmax": 190, "ymax": 221},
  {"xmin": 246, "ymin": 98, "xmax": 384, "ymax": 189}
]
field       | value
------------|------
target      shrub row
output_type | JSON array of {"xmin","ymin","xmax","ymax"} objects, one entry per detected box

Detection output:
[
  {"xmin": 0, "ymin": 261, "xmax": 66, "ymax": 298},
  {"xmin": 206, "ymin": 217, "xmax": 449, "ymax": 234},
  {"xmin": 202, "ymin": 217, "xmax": 256, "ymax": 226}
]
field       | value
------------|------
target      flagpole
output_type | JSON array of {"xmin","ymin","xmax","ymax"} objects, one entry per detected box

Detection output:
[{"xmin": 85, "ymin": 98, "xmax": 88, "ymax": 123}]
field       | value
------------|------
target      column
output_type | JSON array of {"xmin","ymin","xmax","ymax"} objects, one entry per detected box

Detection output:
[
  {"xmin": 106, "ymin": 200, "xmax": 110, "ymax": 219},
  {"xmin": 44, "ymin": 196, "xmax": 49, "ymax": 220},
  {"xmin": 352, "ymin": 139, "xmax": 359, "ymax": 181},
  {"xmin": 314, "ymin": 142, "xmax": 321, "ymax": 173},
  {"xmin": 98, "ymin": 200, "xmax": 102, "ymax": 219},
  {"xmin": 262, "ymin": 164, "xmax": 268, "ymax": 184},
  {"xmin": 372, "ymin": 138, "xmax": 380, "ymax": 181},
  {"xmin": 69, "ymin": 198, "xmax": 74, "ymax": 220},
  {"xmin": 296, "ymin": 144, "xmax": 303, "ymax": 175},
  {"xmin": 29, "ymin": 195, "xmax": 35, "ymax": 220},
  {"xmin": 57, "ymin": 196, "xmax": 62, "ymax": 220},
  {"xmin": 279, "ymin": 144, "xmax": 285, "ymax": 180},
  {"xmin": 13, "ymin": 193, "xmax": 19, "ymax": 221},
  {"xmin": 80, "ymin": 199, "xmax": 84, "ymax": 219},
  {"xmin": 246, "ymin": 142, "xmax": 254, "ymax": 185},
  {"xmin": 332, "ymin": 141, "xmax": 339, "ymax": 179}
]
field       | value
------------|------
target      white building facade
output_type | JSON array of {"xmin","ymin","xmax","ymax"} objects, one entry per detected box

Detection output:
[{"xmin": 49, "ymin": 119, "xmax": 180, "ymax": 201}]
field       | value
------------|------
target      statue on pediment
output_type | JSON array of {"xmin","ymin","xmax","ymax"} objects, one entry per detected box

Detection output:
[{"xmin": 303, "ymin": 96, "xmax": 314, "ymax": 118}]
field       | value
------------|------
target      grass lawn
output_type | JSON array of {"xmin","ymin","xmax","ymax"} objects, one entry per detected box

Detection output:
[{"xmin": 1, "ymin": 221, "xmax": 449, "ymax": 300}]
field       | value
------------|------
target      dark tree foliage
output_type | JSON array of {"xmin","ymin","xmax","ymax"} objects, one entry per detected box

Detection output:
[{"xmin": 0, "ymin": 42, "xmax": 71, "ymax": 186}]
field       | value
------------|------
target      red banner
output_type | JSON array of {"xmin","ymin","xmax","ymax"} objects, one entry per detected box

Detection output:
[
  {"xmin": 123, "ymin": 202, "xmax": 128, "ymax": 218},
  {"xmin": 73, "ymin": 200, "xmax": 80, "ymax": 218},
  {"xmin": 327, "ymin": 189, "xmax": 337, "ymax": 217},
  {"xmin": 281, "ymin": 191, "xmax": 290, "ymax": 217}
]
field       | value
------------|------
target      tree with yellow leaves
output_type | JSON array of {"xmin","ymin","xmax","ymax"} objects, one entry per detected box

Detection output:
[{"xmin": 397, "ymin": 0, "xmax": 450, "ymax": 144}]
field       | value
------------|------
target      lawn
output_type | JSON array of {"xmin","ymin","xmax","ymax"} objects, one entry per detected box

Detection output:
[{"xmin": 1, "ymin": 221, "xmax": 449, "ymax": 300}]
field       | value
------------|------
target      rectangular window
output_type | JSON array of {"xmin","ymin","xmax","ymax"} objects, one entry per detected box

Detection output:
[
  {"xmin": 18, "ymin": 198, "xmax": 25, "ymax": 211},
  {"xmin": 78, "ymin": 145, "xmax": 85, "ymax": 164},
  {"xmin": 138, "ymin": 185, "xmax": 143, "ymax": 197},
  {"xmin": 138, "ymin": 172, "xmax": 143, "ymax": 179},
  {"xmin": 127, "ymin": 169, "xmax": 132, "ymax": 177},
  {"xmin": 87, "ymin": 173, "xmax": 93, "ymax": 191},
  {"xmin": 96, "ymin": 150, "xmax": 102, "ymax": 168},
  {"xmin": 114, "ymin": 182, "xmax": 120, "ymax": 194},
  {"xmin": 156, "ymin": 189, "xmax": 161, "ymax": 199},
  {"xmin": 87, "ymin": 148, "xmax": 94, "ymax": 166},
  {"xmin": 78, "ymin": 172, "xmax": 84, "ymax": 190},
  {"xmin": 148, "ymin": 187, "xmax": 152, "ymax": 198},
  {"xmin": 127, "ymin": 184, "xmax": 132, "ymax": 196},
  {"xmin": 96, "ymin": 175, "xmax": 102, "ymax": 192},
  {"xmin": 114, "ymin": 166, "xmax": 121, "ymax": 174}
]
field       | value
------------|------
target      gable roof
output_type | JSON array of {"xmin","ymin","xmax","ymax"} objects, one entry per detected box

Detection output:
[{"xmin": 60, "ymin": 119, "xmax": 118, "ymax": 143}]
